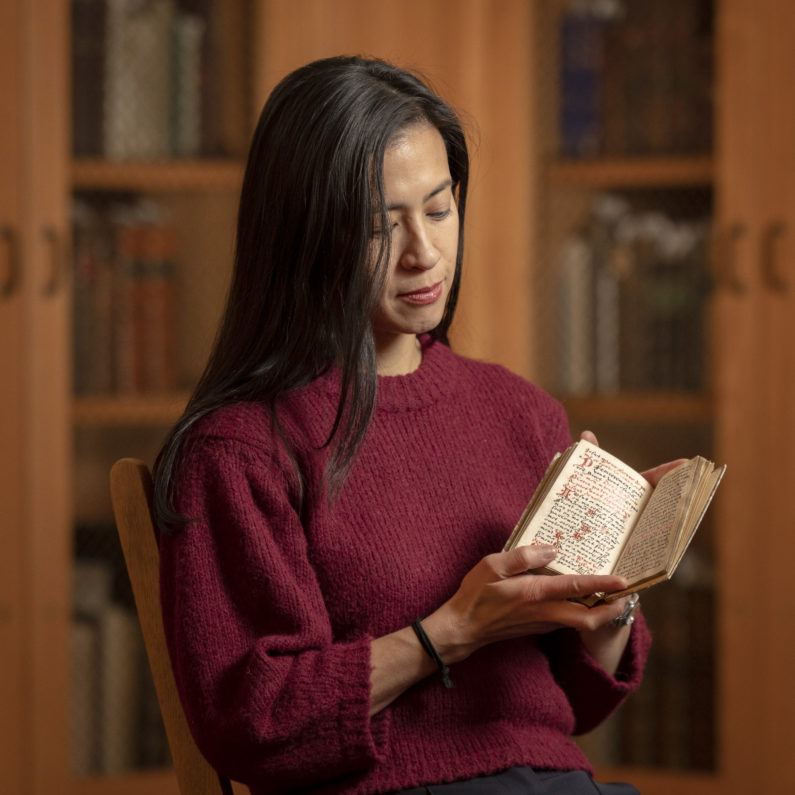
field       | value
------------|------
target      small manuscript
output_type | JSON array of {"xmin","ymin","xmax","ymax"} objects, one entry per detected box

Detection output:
[{"xmin": 504, "ymin": 440, "xmax": 725, "ymax": 604}]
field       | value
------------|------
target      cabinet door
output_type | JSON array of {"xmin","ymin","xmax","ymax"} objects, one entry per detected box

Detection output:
[
  {"xmin": 24, "ymin": 0, "xmax": 72, "ymax": 791},
  {"xmin": 715, "ymin": 1, "xmax": 795, "ymax": 791},
  {"xmin": 0, "ymin": 0, "xmax": 26, "ymax": 789},
  {"xmin": 0, "ymin": 0, "xmax": 71, "ymax": 792},
  {"xmin": 742, "ymin": 0, "xmax": 795, "ymax": 788}
]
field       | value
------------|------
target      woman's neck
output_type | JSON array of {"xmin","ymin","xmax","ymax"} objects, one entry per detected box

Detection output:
[{"xmin": 374, "ymin": 333, "xmax": 422, "ymax": 375}]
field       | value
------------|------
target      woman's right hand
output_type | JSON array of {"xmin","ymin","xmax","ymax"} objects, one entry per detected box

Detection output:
[
  {"xmin": 369, "ymin": 545, "xmax": 631, "ymax": 715},
  {"xmin": 424, "ymin": 544, "xmax": 630, "ymax": 665}
]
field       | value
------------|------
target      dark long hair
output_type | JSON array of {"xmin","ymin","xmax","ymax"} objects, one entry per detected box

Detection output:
[{"xmin": 153, "ymin": 55, "xmax": 470, "ymax": 529}]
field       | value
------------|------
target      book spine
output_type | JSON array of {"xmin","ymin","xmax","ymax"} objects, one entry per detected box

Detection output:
[
  {"xmin": 71, "ymin": 556, "xmax": 114, "ymax": 775},
  {"xmin": 72, "ymin": 200, "xmax": 114, "ymax": 395},
  {"xmin": 171, "ymin": 12, "xmax": 206, "ymax": 158},
  {"xmin": 557, "ymin": 233, "xmax": 594, "ymax": 396},
  {"xmin": 71, "ymin": 619, "xmax": 101, "ymax": 775},
  {"xmin": 99, "ymin": 604, "xmax": 143, "ymax": 773},
  {"xmin": 559, "ymin": 5, "xmax": 604, "ymax": 158},
  {"xmin": 108, "ymin": 200, "xmax": 179, "ymax": 395},
  {"xmin": 137, "ymin": 221, "xmax": 178, "ymax": 392},
  {"xmin": 104, "ymin": 0, "xmax": 175, "ymax": 160},
  {"xmin": 71, "ymin": 0, "xmax": 106, "ymax": 156},
  {"xmin": 112, "ymin": 217, "xmax": 143, "ymax": 393}
]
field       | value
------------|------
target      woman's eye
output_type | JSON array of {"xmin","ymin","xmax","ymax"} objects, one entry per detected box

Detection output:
[
  {"xmin": 428, "ymin": 208, "xmax": 452, "ymax": 220},
  {"xmin": 371, "ymin": 221, "xmax": 398, "ymax": 237}
]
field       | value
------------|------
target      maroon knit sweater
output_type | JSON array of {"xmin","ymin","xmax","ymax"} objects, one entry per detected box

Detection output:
[{"xmin": 159, "ymin": 338, "xmax": 651, "ymax": 794}]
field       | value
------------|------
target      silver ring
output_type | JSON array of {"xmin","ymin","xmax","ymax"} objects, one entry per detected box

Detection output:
[{"xmin": 611, "ymin": 593, "xmax": 640, "ymax": 627}]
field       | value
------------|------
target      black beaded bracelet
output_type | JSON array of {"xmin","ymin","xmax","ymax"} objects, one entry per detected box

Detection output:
[{"xmin": 411, "ymin": 618, "xmax": 454, "ymax": 689}]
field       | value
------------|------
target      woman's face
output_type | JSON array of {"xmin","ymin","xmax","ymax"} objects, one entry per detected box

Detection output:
[{"xmin": 370, "ymin": 123, "xmax": 459, "ymax": 373}]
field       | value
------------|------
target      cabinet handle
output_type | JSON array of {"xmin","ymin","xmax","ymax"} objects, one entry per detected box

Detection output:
[
  {"xmin": 714, "ymin": 222, "xmax": 747, "ymax": 294},
  {"xmin": 42, "ymin": 225, "xmax": 66, "ymax": 297},
  {"xmin": 0, "ymin": 225, "xmax": 20, "ymax": 299},
  {"xmin": 761, "ymin": 220, "xmax": 788, "ymax": 293}
]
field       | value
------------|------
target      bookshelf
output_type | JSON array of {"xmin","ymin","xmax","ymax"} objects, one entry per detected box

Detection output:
[
  {"xmin": 67, "ymin": 0, "xmax": 252, "ymax": 788},
  {"xmin": 532, "ymin": 0, "xmax": 718, "ymax": 778}
]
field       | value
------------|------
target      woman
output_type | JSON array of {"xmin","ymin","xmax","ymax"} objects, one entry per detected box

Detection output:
[{"xmin": 155, "ymin": 55, "xmax": 667, "ymax": 794}]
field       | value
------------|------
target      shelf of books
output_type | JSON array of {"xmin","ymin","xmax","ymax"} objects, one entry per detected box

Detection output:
[
  {"xmin": 534, "ymin": 0, "xmax": 717, "ymax": 781},
  {"xmin": 69, "ymin": 0, "xmax": 251, "ymax": 785}
]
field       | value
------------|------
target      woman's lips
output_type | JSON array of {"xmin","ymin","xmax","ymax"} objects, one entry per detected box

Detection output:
[{"xmin": 399, "ymin": 282, "xmax": 443, "ymax": 305}]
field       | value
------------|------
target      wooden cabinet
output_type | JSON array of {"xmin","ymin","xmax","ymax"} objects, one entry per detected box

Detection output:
[
  {"xmin": 3, "ymin": 1, "xmax": 794, "ymax": 793},
  {"xmin": 713, "ymin": 1, "xmax": 795, "ymax": 791},
  {"xmin": 0, "ymin": 0, "xmax": 71, "ymax": 792}
]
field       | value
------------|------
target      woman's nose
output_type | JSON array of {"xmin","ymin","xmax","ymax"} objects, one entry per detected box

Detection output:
[{"xmin": 399, "ymin": 224, "xmax": 440, "ymax": 270}]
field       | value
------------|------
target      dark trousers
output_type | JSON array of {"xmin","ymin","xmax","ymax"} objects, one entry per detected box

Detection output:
[{"xmin": 395, "ymin": 767, "xmax": 640, "ymax": 795}]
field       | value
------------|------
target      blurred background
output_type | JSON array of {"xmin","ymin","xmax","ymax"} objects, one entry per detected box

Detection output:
[{"xmin": 2, "ymin": 0, "xmax": 793, "ymax": 793}]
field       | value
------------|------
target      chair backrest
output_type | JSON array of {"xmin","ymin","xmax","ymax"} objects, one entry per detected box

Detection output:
[{"xmin": 110, "ymin": 458, "xmax": 233, "ymax": 795}]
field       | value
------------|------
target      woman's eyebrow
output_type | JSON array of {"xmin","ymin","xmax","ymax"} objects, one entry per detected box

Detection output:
[{"xmin": 386, "ymin": 178, "xmax": 453, "ymax": 211}]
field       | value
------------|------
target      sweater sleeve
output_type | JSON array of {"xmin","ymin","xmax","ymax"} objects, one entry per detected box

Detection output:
[
  {"xmin": 159, "ymin": 437, "xmax": 388, "ymax": 789},
  {"xmin": 542, "ymin": 614, "xmax": 652, "ymax": 735}
]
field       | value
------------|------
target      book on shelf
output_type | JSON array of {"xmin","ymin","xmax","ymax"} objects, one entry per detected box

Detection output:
[
  {"xmin": 558, "ymin": 0, "xmax": 713, "ymax": 158},
  {"xmin": 172, "ymin": 11, "xmax": 206, "ymax": 157},
  {"xmin": 71, "ymin": 617, "xmax": 101, "ymax": 775},
  {"xmin": 113, "ymin": 203, "xmax": 178, "ymax": 394},
  {"xmin": 72, "ymin": 0, "xmax": 106, "ymax": 157},
  {"xmin": 503, "ymin": 438, "xmax": 725, "ymax": 605},
  {"xmin": 103, "ymin": 0, "xmax": 175, "ymax": 160},
  {"xmin": 72, "ymin": 0, "xmax": 245, "ymax": 160},
  {"xmin": 72, "ymin": 549, "xmax": 170, "ymax": 774},
  {"xmin": 72, "ymin": 200, "xmax": 115, "ymax": 395},
  {"xmin": 72, "ymin": 197, "xmax": 179, "ymax": 397},
  {"xmin": 558, "ymin": 2, "xmax": 610, "ymax": 158},
  {"xmin": 556, "ymin": 194, "xmax": 710, "ymax": 397}
]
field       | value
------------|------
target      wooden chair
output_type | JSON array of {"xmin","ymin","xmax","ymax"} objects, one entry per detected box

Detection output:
[{"xmin": 110, "ymin": 458, "xmax": 234, "ymax": 795}]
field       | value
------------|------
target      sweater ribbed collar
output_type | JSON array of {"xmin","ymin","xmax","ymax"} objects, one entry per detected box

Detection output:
[
  {"xmin": 314, "ymin": 336, "xmax": 458, "ymax": 414},
  {"xmin": 374, "ymin": 336, "xmax": 457, "ymax": 412}
]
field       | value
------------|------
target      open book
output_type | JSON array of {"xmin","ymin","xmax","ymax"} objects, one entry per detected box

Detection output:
[{"xmin": 504, "ymin": 439, "xmax": 725, "ymax": 605}]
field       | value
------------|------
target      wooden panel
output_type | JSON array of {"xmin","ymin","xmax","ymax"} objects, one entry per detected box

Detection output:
[
  {"xmin": 0, "ymin": 1, "xmax": 26, "ymax": 790},
  {"xmin": 252, "ymin": 0, "xmax": 535, "ymax": 377},
  {"xmin": 712, "ymin": 1, "xmax": 792, "ymax": 791},
  {"xmin": 749, "ymin": 0, "xmax": 795, "ymax": 791},
  {"xmin": 547, "ymin": 156, "xmax": 714, "ymax": 188},
  {"xmin": 21, "ymin": 0, "xmax": 72, "ymax": 790},
  {"xmin": 72, "ymin": 159, "xmax": 244, "ymax": 192}
]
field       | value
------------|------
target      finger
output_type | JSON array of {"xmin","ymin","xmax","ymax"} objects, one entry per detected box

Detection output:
[
  {"xmin": 579, "ymin": 430, "xmax": 599, "ymax": 447},
  {"xmin": 575, "ymin": 599, "xmax": 627, "ymax": 630},
  {"xmin": 641, "ymin": 458, "xmax": 687, "ymax": 486},
  {"xmin": 533, "ymin": 572, "xmax": 628, "ymax": 603},
  {"xmin": 494, "ymin": 544, "xmax": 557, "ymax": 578}
]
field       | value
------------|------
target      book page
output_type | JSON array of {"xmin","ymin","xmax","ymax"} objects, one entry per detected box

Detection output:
[
  {"xmin": 669, "ymin": 460, "xmax": 726, "ymax": 569},
  {"xmin": 614, "ymin": 459, "xmax": 696, "ymax": 582},
  {"xmin": 514, "ymin": 442, "xmax": 651, "ymax": 575}
]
